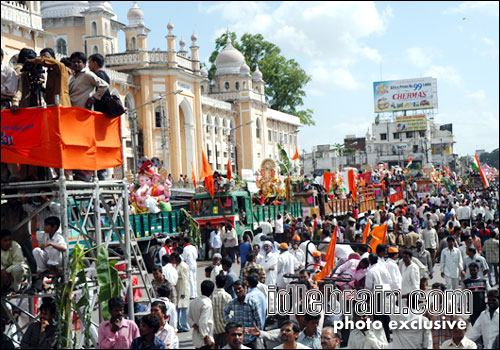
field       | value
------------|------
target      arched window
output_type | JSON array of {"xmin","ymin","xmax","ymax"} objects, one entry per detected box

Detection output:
[
  {"xmin": 105, "ymin": 45, "xmax": 109, "ymax": 54},
  {"xmin": 201, "ymin": 85, "xmax": 204, "ymax": 94},
  {"xmin": 105, "ymin": 22, "xmax": 109, "ymax": 36},
  {"xmin": 91, "ymin": 21, "xmax": 97, "ymax": 36},
  {"xmin": 242, "ymin": 81, "xmax": 247, "ymax": 89},
  {"xmin": 56, "ymin": 38, "xmax": 67, "ymax": 55},
  {"xmin": 131, "ymin": 37, "xmax": 136, "ymax": 51},
  {"xmin": 223, "ymin": 117, "xmax": 228, "ymax": 135},
  {"xmin": 256, "ymin": 118, "xmax": 262, "ymax": 140},
  {"xmin": 214, "ymin": 116, "xmax": 221, "ymax": 136},
  {"xmin": 235, "ymin": 81, "xmax": 240, "ymax": 90},
  {"xmin": 224, "ymin": 82, "xmax": 230, "ymax": 91},
  {"xmin": 92, "ymin": 45, "xmax": 99, "ymax": 54},
  {"xmin": 206, "ymin": 114, "xmax": 212, "ymax": 133}
]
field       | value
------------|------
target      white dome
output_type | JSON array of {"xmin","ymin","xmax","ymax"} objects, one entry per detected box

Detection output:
[
  {"xmin": 41, "ymin": 1, "xmax": 89, "ymax": 18},
  {"xmin": 215, "ymin": 38, "xmax": 246, "ymax": 76},
  {"xmin": 88, "ymin": 1, "xmax": 113, "ymax": 12},
  {"xmin": 127, "ymin": 1, "xmax": 144, "ymax": 26},
  {"xmin": 200, "ymin": 67, "xmax": 208, "ymax": 78},
  {"xmin": 252, "ymin": 65, "xmax": 263, "ymax": 82},
  {"xmin": 240, "ymin": 63, "xmax": 250, "ymax": 77}
]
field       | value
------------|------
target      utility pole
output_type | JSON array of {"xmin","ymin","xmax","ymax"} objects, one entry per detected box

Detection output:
[{"xmin": 127, "ymin": 89, "xmax": 183, "ymax": 179}]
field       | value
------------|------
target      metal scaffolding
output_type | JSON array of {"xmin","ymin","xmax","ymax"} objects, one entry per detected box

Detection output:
[{"xmin": 1, "ymin": 174, "xmax": 154, "ymax": 348}]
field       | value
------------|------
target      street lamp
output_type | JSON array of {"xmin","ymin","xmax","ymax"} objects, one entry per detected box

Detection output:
[
  {"xmin": 227, "ymin": 119, "xmax": 254, "ymax": 175},
  {"xmin": 126, "ymin": 89, "xmax": 183, "ymax": 177}
]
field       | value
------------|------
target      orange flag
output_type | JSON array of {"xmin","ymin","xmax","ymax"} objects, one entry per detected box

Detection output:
[
  {"xmin": 368, "ymin": 224, "xmax": 388, "ymax": 253},
  {"xmin": 200, "ymin": 150, "xmax": 214, "ymax": 199},
  {"xmin": 348, "ymin": 169, "xmax": 357, "ymax": 202},
  {"xmin": 191, "ymin": 162, "xmax": 197, "ymax": 189},
  {"xmin": 362, "ymin": 220, "xmax": 371, "ymax": 244},
  {"xmin": 324, "ymin": 172, "xmax": 332, "ymax": 194},
  {"xmin": 292, "ymin": 147, "xmax": 299, "ymax": 160},
  {"xmin": 227, "ymin": 159, "xmax": 232, "ymax": 181},
  {"xmin": 315, "ymin": 226, "xmax": 338, "ymax": 281}
]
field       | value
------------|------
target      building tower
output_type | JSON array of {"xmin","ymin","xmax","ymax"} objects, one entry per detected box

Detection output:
[
  {"xmin": 82, "ymin": 1, "xmax": 118, "ymax": 55},
  {"xmin": 124, "ymin": 1, "xmax": 150, "ymax": 52}
]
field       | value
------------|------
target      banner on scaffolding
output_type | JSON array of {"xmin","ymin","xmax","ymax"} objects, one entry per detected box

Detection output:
[{"xmin": 1, "ymin": 106, "xmax": 122, "ymax": 170}]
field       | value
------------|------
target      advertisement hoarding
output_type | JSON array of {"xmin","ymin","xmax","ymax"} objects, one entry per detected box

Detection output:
[
  {"xmin": 395, "ymin": 115, "xmax": 427, "ymax": 132},
  {"xmin": 374, "ymin": 77, "xmax": 437, "ymax": 112}
]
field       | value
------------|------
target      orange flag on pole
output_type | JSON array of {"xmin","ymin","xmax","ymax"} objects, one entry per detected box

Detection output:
[
  {"xmin": 315, "ymin": 226, "xmax": 338, "ymax": 281},
  {"xmin": 227, "ymin": 159, "xmax": 232, "ymax": 181},
  {"xmin": 292, "ymin": 147, "xmax": 299, "ymax": 160},
  {"xmin": 362, "ymin": 220, "xmax": 371, "ymax": 244},
  {"xmin": 368, "ymin": 224, "xmax": 388, "ymax": 253},
  {"xmin": 348, "ymin": 169, "xmax": 357, "ymax": 202},
  {"xmin": 191, "ymin": 162, "xmax": 197, "ymax": 189},
  {"xmin": 200, "ymin": 150, "xmax": 214, "ymax": 199}
]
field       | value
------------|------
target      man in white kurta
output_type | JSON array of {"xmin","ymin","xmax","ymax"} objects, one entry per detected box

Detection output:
[
  {"xmin": 257, "ymin": 241, "xmax": 278, "ymax": 286},
  {"xmin": 276, "ymin": 243, "xmax": 299, "ymax": 289},
  {"xmin": 182, "ymin": 237, "xmax": 198, "ymax": 299},
  {"xmin": 187, "ymin": 280, "xmax": 215, "ymax": 349},
  {"xmin": 400, "ymin": 250, "xmax": 421, "ymax": 298},
  {"xmin": 386, "ymin": 247, "xmax": 403, "ymax": 290},
  {"xmin": 440, "ymin": 237, "xmax": 464, "ymax": 290}
]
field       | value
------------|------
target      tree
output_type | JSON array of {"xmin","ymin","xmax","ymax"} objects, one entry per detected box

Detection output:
[
  {"xmin": 479, "ymin": 148, "xmax": 499, "ymax": 169},
  {"xmin": 208, "ymin": 32, "xmax": 314, "ymax": 126}
]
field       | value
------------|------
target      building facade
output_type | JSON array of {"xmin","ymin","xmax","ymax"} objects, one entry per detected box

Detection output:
[{"xmin": 1, "ymin": 1, "xmax": 301, "ymax": 181}]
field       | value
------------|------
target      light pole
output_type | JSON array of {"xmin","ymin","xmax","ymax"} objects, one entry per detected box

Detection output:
[
  {"xmin": 227, "ymin": 119, "xmax": 253, "ymax": 175},
  {"xmin": 127, "ymin": 89, "xmax": 183, "ymax": 178}
]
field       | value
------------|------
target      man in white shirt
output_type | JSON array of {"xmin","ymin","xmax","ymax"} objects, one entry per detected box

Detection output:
[
  {"xmin": 151, "ymin": 300, "xmax": 179, "ymax": 349},
  {"xmin": 467, "ymin": 290, "xmax": 499, "ymax": 350},
  {"xmin": 33, "ymin": 216, "xmax": 67, "ymax": 275},
  {"xmin": 289, "ymin": 235, "xmax": 305, "ymax": 268},
  {"xmin": 386, "ymin": 246, "xmax": 402, "ymax": 290},
  {"xmin": 391, "ymin": 312, "xmax": 433, "ymax": 349},
  {"xmin": 275, "ymin": 214, "xmax": 284, "ymax": 235},
  {"xmin": 365, "ymin": 253, "xmax": 392, "ymax": 291},
  {"xmin": 161, "ymin": 254, "xmax": 178, "ymax": 304},
  {"xmin": 440, "ymin": 316, "xmax": 477, "ymax": 349},
  {"xmin": 188, "ymin": 280, "xmax": 215, "ymax": 349},
  {"xmin": 260, "ymin": 221, "xmax": 273, "ymax": 236},
  {"xmin": 400, "ymin": 250, "xmax": 421, "ymax": 301},
  {"xmin": 421, "ymin": 220, "xmax": 439, "ymax": 263},
  {"xmin": 346, "ymin": 313, "xmax": 389, "ymax": 349},
  {"xmin": 441, "ymin": 236, "xmax": 464, "ymax": 290},
  {"xmin": 276, "ymin": 243, "xmax": 299, "ymax": 289},
  {"xmin": 456, "ymin": 201, "xmax": 472, "ymax": 226},
  {"xmin": 210, "ymin": 225, "xmax": 223, "ymax": 257},
  {"xmin": 210, "ymin": 253, "xmax": 223, "ymax": 282},
  {"xmin": 182, "ymin": 236, "xmax": 198, "ymax": 299}
]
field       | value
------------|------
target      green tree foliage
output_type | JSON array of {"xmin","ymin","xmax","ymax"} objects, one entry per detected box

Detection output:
[
  {"xmin": 208, "ymin": 32, "xmax": 314, "ymax": 126},
  {"xmin": 479, "ymin": 148, "xmax": 499, "ymax": 169}
]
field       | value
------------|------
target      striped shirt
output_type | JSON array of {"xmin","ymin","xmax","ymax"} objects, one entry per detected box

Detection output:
[
  {"xmin": 210, "ymin": 287, "xmax": 233, "ymax": 335},
  {"xmin": 224, "ymin": 296, "xmax": 262, "ymax": 344}
]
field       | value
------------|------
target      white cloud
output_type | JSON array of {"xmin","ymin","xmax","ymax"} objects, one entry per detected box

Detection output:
[
  {"xmin": 445, "ymin": 1, "xmax": 499, "ymax": 17},
  {"xmin": 465, "ymin": 89, "xmax": 487, "ymax": 105},
  {"xmin": 405, "ymin": 47, "xmax": 436, "ymax": 68},
  {"xmin": 480, "ymin": 37, "xmax": 499, "ymax": 58},
  {"xmin": 424, "ymin": 65, "xmax": 464, "ymax": 87},
  {"xmin": 199, "ymin": 1, "xmax": 389, "ymax": 91}
]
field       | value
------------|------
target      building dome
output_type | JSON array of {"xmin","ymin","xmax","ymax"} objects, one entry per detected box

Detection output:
[
  {"xmin": 252, "ymin": 65, "xmax": 263, "ymax": 82},
  {"xmin": 41, "ymin": 1, "xmax": 89, "ymax": 18},
  {"xmin": 240, "ymin": 63, "xmax": 250, "ymax": 77},
  {"xmin": 200, "ymin": 67, "xmax": 209, "ymax": 78},
  {"xmin": 88, "ymin": 1, "xmax": 113, "ymax": 12},
  {"xmin": 215, "ymin": 38, "xmax": 246, "ymax": 76},
  {"xmin": 127, "ymin": 1, "xmax": 144, "ymax": 26}
]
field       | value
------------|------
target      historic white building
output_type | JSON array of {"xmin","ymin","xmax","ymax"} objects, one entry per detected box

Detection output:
[{"xmin": 1, "ymin": 1, "xmax": 301, "ymax": 180}]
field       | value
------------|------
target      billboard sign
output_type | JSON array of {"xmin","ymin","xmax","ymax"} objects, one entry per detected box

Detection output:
[
  {"xmin": 395, "ymin": 115, "xmax": 427, "ymax": 132},
  {"xmin": 374, "ymin": 77, "xmax": 437, "ymax": 112}
]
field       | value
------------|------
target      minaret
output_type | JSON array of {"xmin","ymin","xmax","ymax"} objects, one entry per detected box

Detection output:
[
  {"xmin": 83, "ymin": 1, "xmax": 117, "ymax": 55},
  {"xmin": 124, "ymin": 1, "xmax": 150, "ymax": 52},
  {"xmin": 166, "ymin": 21, "xmax": 177, "ymax": 68},
  {"xmin": 252, "ymin": 65, "xmax": 265, "ymax": 94},
  {"xmin": 190, "ymin": 32, "xmax": 200, "ymax": 74}
]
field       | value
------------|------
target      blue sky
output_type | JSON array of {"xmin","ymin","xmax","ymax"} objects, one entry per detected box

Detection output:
[{"xmin": 112, "ymin": 1, "xmax": 499, "ymax": 156}]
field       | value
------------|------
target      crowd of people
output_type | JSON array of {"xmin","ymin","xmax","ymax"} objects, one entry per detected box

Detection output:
[{"xmin": 2, "ymin": 46, "xmax": 500, "ymax": 349}]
